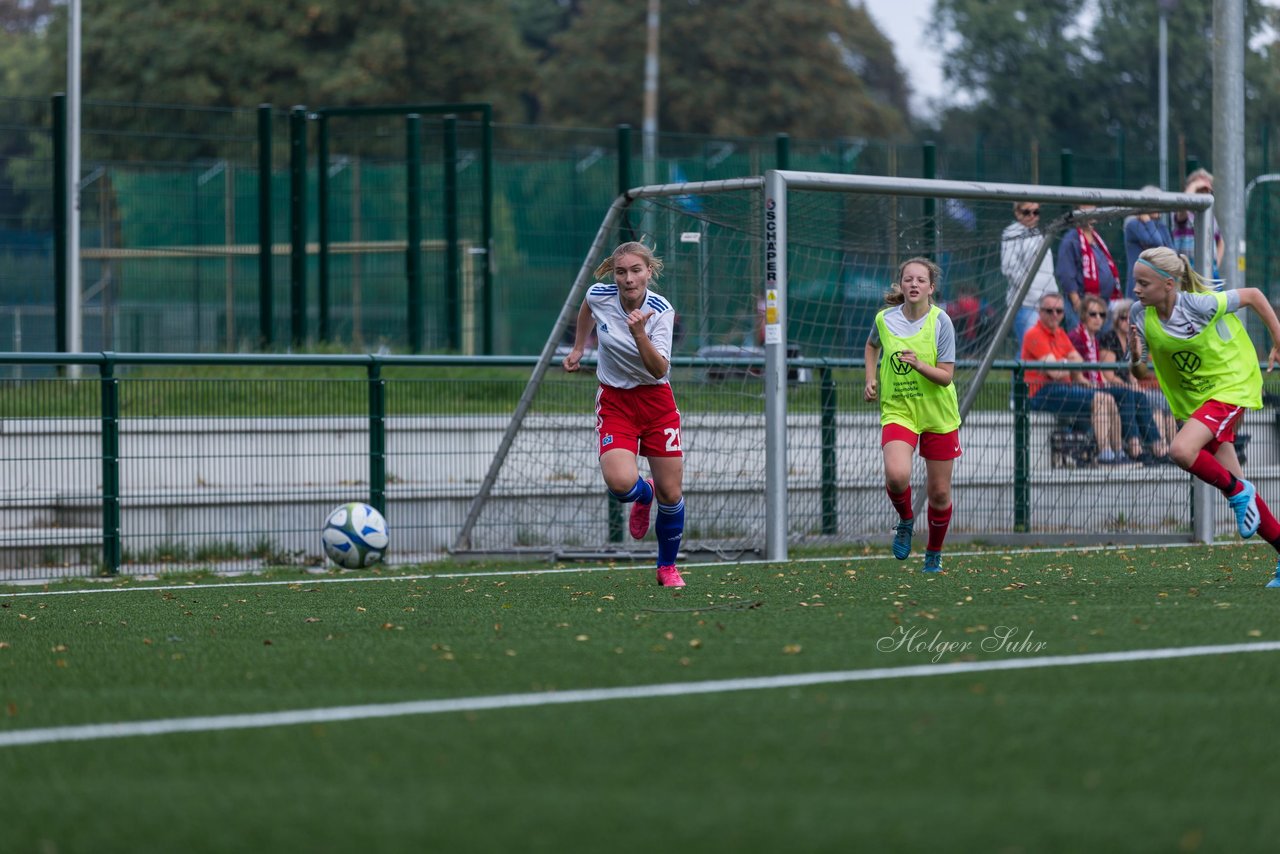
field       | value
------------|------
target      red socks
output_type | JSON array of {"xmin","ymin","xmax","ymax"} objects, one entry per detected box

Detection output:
[
  {"xmin": 1187, "ymin": 450, "xmax": 1239, "ymax": 495},
  {"xmin": 927, "ymin": 503, "xmax": 953, "ymax": 553},
  {"xmin": 887, "ymin": 487, "xmax": 912, "ymax": 521}
]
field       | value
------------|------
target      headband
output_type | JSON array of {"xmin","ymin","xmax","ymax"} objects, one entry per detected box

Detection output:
[{"xmin": 1136, "ymin": 257, "xmax": 1176, "ymax": 279}]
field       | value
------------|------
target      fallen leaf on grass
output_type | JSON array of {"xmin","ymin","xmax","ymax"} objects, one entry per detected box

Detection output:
[{"xmin": 782, "ymin": 644, "xmax": 802, "ymax": 655}]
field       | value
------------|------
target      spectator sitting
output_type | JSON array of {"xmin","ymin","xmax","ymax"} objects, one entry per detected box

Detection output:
[
  {"xmin": 1021, "ymin": 292, "xmax": 1124, "ymax": 464},
  {"xmin": 1097, "ymin": 298, "xmax": 1175, "ymax": 460},
  {"xmin": 1069, "ymin": 294, "xmax": 1166, "ymax": 462}
]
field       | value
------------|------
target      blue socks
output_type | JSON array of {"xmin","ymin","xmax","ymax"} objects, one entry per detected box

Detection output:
[
  {"xmin": 610, "ymin": 476, "xmax": 653, "ymax": 505},
  {"xmin": 656, "ymin": 498, "xmax": 685, "ymax": 566}
]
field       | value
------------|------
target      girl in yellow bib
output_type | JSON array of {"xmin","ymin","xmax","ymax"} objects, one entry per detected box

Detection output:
[
  {"xmin": 1129, "ymin": 246, "xmax": 1280, "ymax": 588},
  {"xmin": 864, "ymin": 257, "xmax": 961, "ymax": 573}
]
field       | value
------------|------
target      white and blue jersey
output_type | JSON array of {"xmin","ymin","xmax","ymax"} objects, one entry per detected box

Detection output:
[{"xmin": 585, "ymin": 283, "xmax": 675, "ymax": 388}]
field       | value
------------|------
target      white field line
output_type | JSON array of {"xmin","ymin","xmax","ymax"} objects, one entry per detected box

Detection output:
[
  {"xmin": 2, "ymin": 641, "xmax": 1278, "ymax": 749},
  {"xmin": 0, "ymin": 540, "xmax": 1260, "ymax": 599}
]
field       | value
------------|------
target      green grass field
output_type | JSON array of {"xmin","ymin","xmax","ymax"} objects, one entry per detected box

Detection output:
[{"xmin": 3, "ymin": 543, "xmax": 1279, "ymax": 853}]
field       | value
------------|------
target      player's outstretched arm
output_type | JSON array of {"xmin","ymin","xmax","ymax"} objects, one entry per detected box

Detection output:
[{"xmin": 1238, "ymin": 288, "xmax": 1280, "ymax": 372}]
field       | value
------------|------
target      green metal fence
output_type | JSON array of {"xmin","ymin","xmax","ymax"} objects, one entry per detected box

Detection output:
[
  {"xmin": 5, "ymin": 98, "xmax": 1280, "ymax": 358},
  {"xmin": 3, "ymin": 352, "xmax": 1272, "ymax": 582}
]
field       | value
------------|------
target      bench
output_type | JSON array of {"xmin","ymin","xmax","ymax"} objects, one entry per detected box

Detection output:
[
  {"xmin": 1048, "ymin": 419, "xmax": 1252, "ymax": 468},
  {"xmin": 1049, "ymin": 415, "xmax": 1096, "ymax": 468}
]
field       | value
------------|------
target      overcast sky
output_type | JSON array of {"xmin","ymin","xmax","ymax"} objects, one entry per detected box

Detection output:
[{"xmin": 859, "ymin": 0, "xmax": 943, "ymax": 118}]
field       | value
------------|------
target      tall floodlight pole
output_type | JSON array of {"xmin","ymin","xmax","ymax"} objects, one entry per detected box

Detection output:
[
  {"xmin": 67, "ymin": 0, "xmax": 82, "ymax": 361},
  {"xmin": 642, "ymin": 0, "xmax": 659, "ymax": 188},
  {"xmin": 1212, "ymin": 0, "xmax": 1244, "ymax": 286},
  {"xmin": 1158, "ymin": 0, "xmax": 1175, "ymax": 190}
]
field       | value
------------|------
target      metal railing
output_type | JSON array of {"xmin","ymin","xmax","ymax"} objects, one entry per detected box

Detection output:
[{"xmin": 0, "ymin": 352, "xmax": 1264, "ymax": 580}]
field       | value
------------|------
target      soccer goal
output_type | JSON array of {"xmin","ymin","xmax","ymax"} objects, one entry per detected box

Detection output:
[{"xmin": 455, "ymin": 172, "xmax": 1216, "ymax": 561}]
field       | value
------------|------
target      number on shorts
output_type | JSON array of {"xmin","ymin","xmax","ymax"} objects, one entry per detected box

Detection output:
[{"xmin": 664, "ymin": 427, "xmax": 682, "ymax": 452}]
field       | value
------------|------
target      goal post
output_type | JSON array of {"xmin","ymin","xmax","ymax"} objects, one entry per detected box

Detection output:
[{"xmin": 456, "ymin": 172, "xmax": 1216, "ymax": 560}]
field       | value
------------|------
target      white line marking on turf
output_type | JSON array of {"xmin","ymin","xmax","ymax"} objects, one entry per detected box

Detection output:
[
  {"xmin": 0, "ymin": 540, "xmax": 1261, "ymax": 598},
  {"xmin": 2, "ymin": 641, "xmax": 1277, "ymax": 748}
]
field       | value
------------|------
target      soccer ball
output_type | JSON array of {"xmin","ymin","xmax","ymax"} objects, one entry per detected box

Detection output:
[{"xmin": 321, "ymin": 502, "xmax": 389, "ymax": 569}]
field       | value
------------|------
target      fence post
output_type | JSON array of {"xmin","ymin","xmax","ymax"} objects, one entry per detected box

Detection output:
[
  {"xmin": 444, "ymin": 114, "xmax": 461, "ymax": 352},
  {"xmin": 289, "ymin": 105, "xmax": 307, "ymax": 347},
  {"xmin": 1113, "ymin": 127, "xmax": 1126, "ymax": 188},
  {"xmin": 368, "ymin": 360, "xmax": 386, "ymax": 516},
  {"xmin": 257, "ymin": 103, "xmax": 273, "ymax": 348},
  {"xmin": 406, "ymin": 114, "xmax": 423, "ymax": 354},
  {"xmin": 1263, "ymin": 124, "xmax": 1272, "ymax": 297},
  {"xmin": 317, "ymin": 114, "xmax": 331, "ymax": 343},
  {"xmin": 1060, "ymin": 148, "xmax": 1074, "ymax": 187},
  {"xmin": 1013, "ymin": 366, "xmax": 1030, "ymax": 531},
  {"xmin": 100, "ymin": 357, "xmax": 121, "ymax": 574},
  {"xmin": 820, "ymin": 366, "xmax": 837, "ymax": 535},
  {"xmin": 618, "ymin": 124, "xmax": 634, "ymax": 241},
  {"xmin": 53, "ymin": 93, "xmax": 68, "ymax": 355},
  {"xmin": 481, "ymin": 109, "xmax": 494, "ymax": 355},
  {"xmin": 775, "ymin": 132, "xmax": 790, "ymax": 170}
]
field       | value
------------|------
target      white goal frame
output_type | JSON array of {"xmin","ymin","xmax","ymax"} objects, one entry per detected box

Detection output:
[{"xmin": 456, "ymin": 171, "xmax": 1215, "ymax": 560}]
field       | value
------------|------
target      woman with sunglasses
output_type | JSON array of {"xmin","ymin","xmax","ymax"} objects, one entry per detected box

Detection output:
[
  {"xmin": 1097, "ymin": 299, "xmax": 1177, "ymax": 456},
  {"xmin": 1069, "ymin": 294, "xmax": 1166, "ymax": 463},
  {"xmin": 1001, "ymin": 201, "xmax": 1058, "ymax": 348},
  {"xmin": 1130, "ymin": 247, "xmax": 1280, "ymax": 588}
]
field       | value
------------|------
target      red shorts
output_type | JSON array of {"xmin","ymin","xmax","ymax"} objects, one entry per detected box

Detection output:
[
  {"xmin": 1191, "ymin": 399, "xmax": 1245, "ymax": 448},
  {"xmin": 595, "ymin": 384, "xmax": 683, "ymax": 458},
  {"xmin": 881, "ymin": 424, "xmax": 962, "ymax": 461}
]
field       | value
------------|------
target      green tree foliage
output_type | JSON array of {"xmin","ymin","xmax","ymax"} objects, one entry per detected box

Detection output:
[
  {"xmin": 536, "ymin": 0, "xmax": 910, "ymax": 138},
  {"xmin": 5, "ymin": 0, "xmax": 537, "ymax": 115},
  {"xmin": 929, "ymin": 0, "xmax": 1095, "ymax": 147},
  {"xmin": 932, "ymin": 0, "xmax": 1274, "ymax": 168}
]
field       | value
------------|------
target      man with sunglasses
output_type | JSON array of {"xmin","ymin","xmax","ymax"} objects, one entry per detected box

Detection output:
[
  {"xmin": 1001, "ymin": 201, "xmax": 1058, "ymax": 349},
  {"xmin": 1021, "ymin": 293, "xmax": 1121, "ymax": 462}
]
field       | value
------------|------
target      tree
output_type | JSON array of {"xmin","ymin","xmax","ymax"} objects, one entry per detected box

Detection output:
[
  {"xmin": 9, "ymin": 0, "xmax": 536, "ymax": 116},
  {"xmin": 929, "ymin": 0, "xmax": 1091, "ymax": 147},
  {"xmin": 931, "ymin": 0, "xmax": 1274, "ymax": 176},
  {"xmin": 538, "ymin": 0, "xmax": 911, "ymax": 139},
  {"xmin": 1090, "ymin": 0, "xmax": 1273, "ymax": 166},
  {"xmin": 0, "ymin": 0, "xmax": 55, "ymax": 34}
]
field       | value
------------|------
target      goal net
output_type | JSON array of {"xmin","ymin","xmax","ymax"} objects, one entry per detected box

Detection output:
[{"xmin": 455, "ymin": 172, "xmax": 1217, "ymax": 560}]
